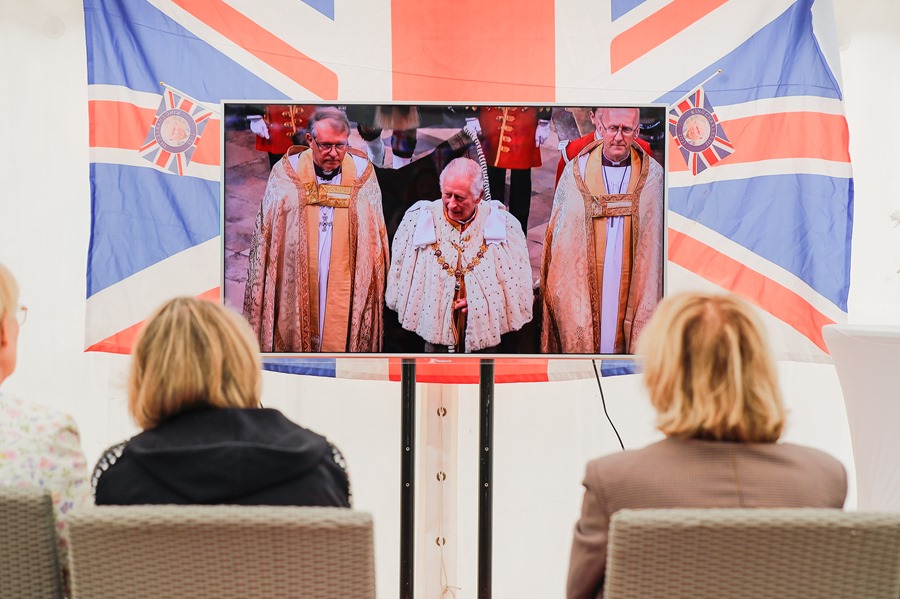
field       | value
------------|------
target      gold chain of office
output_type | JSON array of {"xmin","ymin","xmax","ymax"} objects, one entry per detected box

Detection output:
[{"xmin": 431, "ymin": 236, "xmax": 488, "ymax": 281}]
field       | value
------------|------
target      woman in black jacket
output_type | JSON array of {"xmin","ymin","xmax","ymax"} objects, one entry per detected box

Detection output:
[{"xmin": 93, "ymin": 297, "xmax": 350, "ymax": 508}]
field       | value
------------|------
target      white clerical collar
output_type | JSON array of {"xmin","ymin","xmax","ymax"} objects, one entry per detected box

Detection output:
[{"xmin": 601, "ymin": 149, "xmax": 629, "ymax": 168}]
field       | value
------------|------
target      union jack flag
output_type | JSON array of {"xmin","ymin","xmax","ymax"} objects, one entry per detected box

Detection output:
[
  {"xmin": 668, "ymin": 86, "xmax": 735, "ymax": 175},
  {"xmin": 83, "ymin": 0, "xmax": 852, "ymax": 375},
  {"xmin": 138, "ymin": 85, "xmax": 215, "ymax": 176}
]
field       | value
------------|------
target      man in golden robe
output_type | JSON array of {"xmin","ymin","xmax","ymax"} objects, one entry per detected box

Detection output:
[
  {"xmin": 541, "ymin": 107, "xmax": 664, "ymax": 354},
  {"xmin": 386, "ymin": 158, "xmax": 533, "ymax": 353},
  {"xmin": 243, "ymin": 107, "xmax": 389, "ymax": 352}
]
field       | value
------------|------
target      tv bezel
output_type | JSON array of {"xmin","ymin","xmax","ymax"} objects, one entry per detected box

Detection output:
[{"xmin": 220, "ymin": 100, "xmax": 669, "ymax": 359}]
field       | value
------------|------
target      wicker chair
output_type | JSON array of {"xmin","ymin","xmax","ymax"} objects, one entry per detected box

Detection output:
[
  {"xmin": 0, "ymin": 486, "xmax": 65, "ymax": 599},
  {"xmin": 604, "ymin": 508, "xmax": 900, "ymax": 599},
  {"xmin": 68, "ymin": 505, "xmax": 376, "ymax": 599}
]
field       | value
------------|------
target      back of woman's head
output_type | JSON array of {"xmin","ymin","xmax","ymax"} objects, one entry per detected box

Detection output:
[
  {"xmin": 636, "ymin": 292, "xmax": 785, "ymax": 443},
  {"xmin": 129, "ymin": 297, "xmax": 262, "ymax": 429}
]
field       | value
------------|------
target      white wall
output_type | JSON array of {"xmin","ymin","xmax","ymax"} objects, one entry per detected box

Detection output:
[{"xmin": 1, "ymin": 1, "xmax": 896, "ymax": 597}]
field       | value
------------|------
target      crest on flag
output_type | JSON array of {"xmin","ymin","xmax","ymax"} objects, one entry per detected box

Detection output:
[
  {"xmin": 139, "ymin": 85, "xmax": 214, "ymax": 176},
  {"xmin": 669, "ymin": 87, "xmax": 734, "ymax": 175}
]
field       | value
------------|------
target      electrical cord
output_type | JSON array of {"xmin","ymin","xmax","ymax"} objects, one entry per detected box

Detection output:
[{"xmin": 592, "ymin": 359, "xmax": 625, "ymax": 451}]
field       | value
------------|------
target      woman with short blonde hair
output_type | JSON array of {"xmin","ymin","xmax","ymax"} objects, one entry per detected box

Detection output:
[
  {"xmin": 94, "ymin": 297, "xmax": 351, "ymax": 508},
  {"xmin": 566, "ymin": 292, "xmax": 847, "ymax": 599},
  {"xmin": 128, "ymin": 297, "xmax": 261, "ymax": 429},
  {"xmin": 637, "ymin": 292, "xmax": 785, "ymax": 443}
]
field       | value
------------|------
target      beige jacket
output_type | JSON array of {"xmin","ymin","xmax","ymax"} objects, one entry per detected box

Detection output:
[{"xmin": 567, "ymin": 437, "xmax": 848, "ymax": 599}]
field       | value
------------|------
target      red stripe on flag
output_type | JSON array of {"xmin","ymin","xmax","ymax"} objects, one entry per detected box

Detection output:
[
  {"xmin": 668, "ymin": 230, "xmax": 834, "ymax": 352},
  {"xmin": 86, "ymin": 288, "xmax": 221, "ymax": 354},
  {"xmin": 387, "ymin": 358, "xmax": 553, "ymax": 384},
  {"xmin": 391, "ymin": 0, "xmax": 555, "ymax": 102},
  {"xmin": 171, "ymin": 0, "xmax": 338, "ymax": 99},
  {"xmin": 668, "ymin": 111, "xmax": 850, "ymax": 172},
  {"xmin": 610, "ymin": 0, "xmax": 729, "ymax": 73},
  {"xmin": 89, "ymin": 100, "xmax": 220, "ymax": 166},
  {"xmin": 155, "ymin": 149, "xmax": 171, "ymax": 168}
]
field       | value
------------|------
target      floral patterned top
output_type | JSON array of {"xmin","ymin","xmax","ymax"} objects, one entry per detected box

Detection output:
[{"xmin": 0, "ymin": 393, "xmax": 91, "ymax": 593}]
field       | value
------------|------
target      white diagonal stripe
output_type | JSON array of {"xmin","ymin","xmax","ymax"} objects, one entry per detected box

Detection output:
[
  {"xmin": 667, "ymin": 211, "xmax": 846, "ymax": 322},
  {"xmin": 556, "ymin": 0, "xmax": 795, "ymax": 104},
  {"xmin": 85, "ymin": 238, "xmax": 222, "ymax": 347}
]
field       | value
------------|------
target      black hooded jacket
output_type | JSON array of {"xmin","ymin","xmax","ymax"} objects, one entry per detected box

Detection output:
[{"xmin": 93, "ymin": 407, "xmax": 350, "ymax": 507}]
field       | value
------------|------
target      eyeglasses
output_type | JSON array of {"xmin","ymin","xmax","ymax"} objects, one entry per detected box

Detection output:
[
  {"xmin": 311, "ymin": 138, "xmax": 349, "ymax": 153},
  {"xmin": 16, "ymin": 305, "xmax": 27, "ymax": 327},
  {"xmin": 601, "ymin": 123, "xmax": 638, "ymax": 137}
]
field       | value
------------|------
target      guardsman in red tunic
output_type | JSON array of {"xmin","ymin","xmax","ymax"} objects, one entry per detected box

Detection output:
[
  {"xmin": 249, "ymin": 104, "xmax": 315, "ymax": 168},
  {"xmin": 466, "ymin": 106, "xmax": 551, "ymax": 233}
]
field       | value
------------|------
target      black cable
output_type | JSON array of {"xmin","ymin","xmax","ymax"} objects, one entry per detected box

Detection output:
[{"xmin": 592, "ymin": 359, "xmax": 624, "ymax": 451}]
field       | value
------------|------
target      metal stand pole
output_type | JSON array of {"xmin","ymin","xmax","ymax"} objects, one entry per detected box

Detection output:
[
  {"xmin": 400, "ymin": 359, "xmax": 416, "ymax": 599},
  {"xmin": 477, "ymin": 359, "xmax": 495, "ymax": 599}
]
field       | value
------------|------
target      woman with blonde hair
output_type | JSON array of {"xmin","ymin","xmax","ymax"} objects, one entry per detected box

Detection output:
[
  {"xmin": 93, "ymin": 297, "xmax": 350, "ymax": 507},
  {"xmin": 566, "ymin": 292, "xmax": 847, "ymax": 599},
  {"xmin": 0, "ymin": 262, "xmax": 90, "ymax": 594}
]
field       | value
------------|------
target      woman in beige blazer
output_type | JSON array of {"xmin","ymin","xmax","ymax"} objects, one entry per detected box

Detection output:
[{"xmin": 566, "ymin": 292, "xmax": 847, "ymax": 599}]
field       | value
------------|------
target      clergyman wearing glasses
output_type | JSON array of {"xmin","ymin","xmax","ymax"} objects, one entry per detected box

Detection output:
[
  {"xmin": 541, "ymin": 107, "xmax": 665, "ymax": 354},
  {"xmin": 243, "ymin": 106, "xmax": 389, "ymax": 353}
]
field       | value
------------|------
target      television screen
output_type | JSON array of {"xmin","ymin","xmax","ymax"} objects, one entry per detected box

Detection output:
[{"xmin": 222, "ymin": 102, "xmax": 667, "ymax": 357}]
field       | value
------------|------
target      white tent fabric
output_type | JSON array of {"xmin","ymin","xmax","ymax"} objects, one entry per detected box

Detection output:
[{"xmin": 824, "ymin": 325, "xmax": 900, "ymax": 511}]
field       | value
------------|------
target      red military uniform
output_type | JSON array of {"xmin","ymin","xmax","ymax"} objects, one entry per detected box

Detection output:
[
  {"xmin": 467, "ymin": 106, "xmax": 550, "ymax": 232},
  {"xmin": 255, "ymin": 104, "xmax": 315, "ymax": 155},
  {"xmin": 474, "ymin": 106, "xmax": 544, "ymax": 169}
]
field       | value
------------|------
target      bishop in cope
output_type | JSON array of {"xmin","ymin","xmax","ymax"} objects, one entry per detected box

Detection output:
[
  {"xmin": 542, "ymin": 107, "xmax": 664, "ymax": 354},
  {"xmin": 243, "ymin": 107, "xmax": 389, "ymax": 352}
]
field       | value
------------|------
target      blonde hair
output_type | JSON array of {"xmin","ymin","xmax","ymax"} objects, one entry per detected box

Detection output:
[
  {"xmin": 0, "ymin": 263, "xmax": 19, "ymax": 333},
  {"xmin": 129, "ymin": 297, "xmax": 262, "ymax": 430},
  {"xmin": 636, "ymin": 292, "xmax": 785, "ymax": 443}
]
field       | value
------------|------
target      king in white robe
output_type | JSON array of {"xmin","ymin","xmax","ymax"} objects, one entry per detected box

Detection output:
[{"xmin": 386, "ymin": 199, "xmax": 533, "ymax": 352}]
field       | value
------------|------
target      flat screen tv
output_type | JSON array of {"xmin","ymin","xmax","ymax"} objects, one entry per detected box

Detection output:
[{"xmin": 221, "ymin": 102, "xmax": 667, "ymax": 357}]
